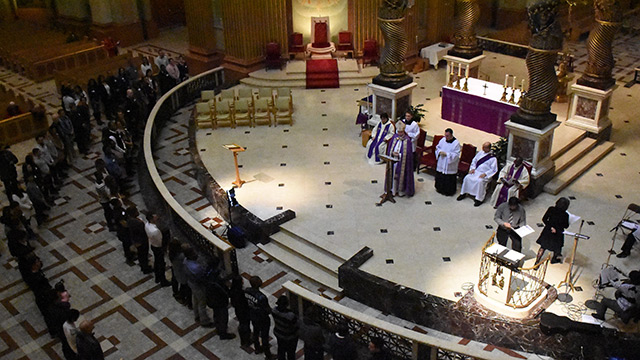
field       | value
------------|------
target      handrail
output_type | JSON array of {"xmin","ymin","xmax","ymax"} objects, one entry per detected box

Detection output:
[
  {"xmin": 143, "ymin": 66, "xmax": 234, "ymax": 270},
  {"xmin": 284, "ymin": 280, "xmax": 537, "ymax": 360}
]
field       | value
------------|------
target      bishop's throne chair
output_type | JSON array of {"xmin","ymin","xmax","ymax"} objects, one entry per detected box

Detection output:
[{"xmin": 306, "ymin": 17, "xmax": 336, "ymax": 59}]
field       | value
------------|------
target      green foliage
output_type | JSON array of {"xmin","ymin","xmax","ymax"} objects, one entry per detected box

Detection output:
[
  {"xmin": 491, "ymin": 137, "xmax": 509, "ymax": 167},
  {"xmin": 406, "ymin": 104, "xmax": 427, "ymax": 122}
]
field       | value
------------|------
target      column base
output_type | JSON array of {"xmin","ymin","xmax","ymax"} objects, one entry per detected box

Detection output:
[
  {"xmin": 505, "ymin": 120, "xmax": 560, "ymax": 197},
  {"xmin": 185, "ymin": 48, "xmax": 225, "ymax": 76},
  {"xmin": 367, "ymin": 82, "xmax": 418, "ymax": 122},
  {"xmin": 443, "ymin": 54, "xmax": 486, "ymax": 85},
  {"xmin": 372, "ymin": 74, "xmax": 414, "ymax": 89},
  {"xmin": 565, "ymin": 83, "xmax": 615, "ymax": 141}
]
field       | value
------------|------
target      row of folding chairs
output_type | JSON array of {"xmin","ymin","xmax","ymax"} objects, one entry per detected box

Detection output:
[
  {"xmin": 195, "ymin": 94, "xmax": 292, "ymax": 129},
  {"xmin": 201, "ymin": 87, "xmax": 292, "ymax": 110}
]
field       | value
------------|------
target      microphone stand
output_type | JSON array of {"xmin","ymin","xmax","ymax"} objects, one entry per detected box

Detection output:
[{"xmin": 605, "ymin": 221, "xmax": 623, "ymax": 266}]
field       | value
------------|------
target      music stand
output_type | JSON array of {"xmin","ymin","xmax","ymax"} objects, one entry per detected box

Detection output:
[
  {"xmin": 378, "ymin": 154, "xmax": 399, "ymax": 206},
  {"xmin": 223, "ymin": 144, "xmax": 246, "ymax": 188},
  {"xmin": 605, "ymin": 203, "xmax": 640, "ymax": 265},
  {"xmin": 558, "ymin": 220, "xmax": 590, "ymax": 293}
]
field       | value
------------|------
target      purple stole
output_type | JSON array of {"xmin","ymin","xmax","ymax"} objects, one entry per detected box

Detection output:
[
  {"xmin": 497, "ymin": 164, "xmax": 525, "ymax": 205},
  {"xmin": 367, "ymin": 122, "xmax": 392, "ymax": 162},
  {"xmin": 385, "ymin": 134, "xmax": 415, "ymax": 197},
  {"xmin": 475, "ymin": 153, "xmax": 494, "ymax": 167}
]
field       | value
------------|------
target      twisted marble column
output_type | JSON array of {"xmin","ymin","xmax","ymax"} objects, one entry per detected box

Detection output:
[
  {"xmin": 577, "ymin": 0, "xmax": 621, "ymax": 90},
  {"xmin": 513, "ymin": 0, "xmax": 563, "ymax": 129},
  {"xmin": 373, "ymin": 0, "xmax": 412, "ymax": 88},
  {"xmin": 448, "ymin": 0, "xmax": 483, "ymax": 59}
]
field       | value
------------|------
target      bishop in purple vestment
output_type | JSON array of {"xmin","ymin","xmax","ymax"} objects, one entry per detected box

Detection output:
[{"xmin": 386, "ymin": 121, "xmax": 415, "ymax": 197}]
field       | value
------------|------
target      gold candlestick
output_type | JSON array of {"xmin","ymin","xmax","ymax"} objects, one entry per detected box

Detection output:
[
  {"xmin": 462, "ymin": 76, "xmax": 469, "ymax": 92},
  {"xmin": 500, "ymin": 86, "xmax": 508, "ymax": 102},
  {"xmin": 447, "ymin": 73, "xmax": 454, "ymax": 87},
  {"xmin": 454, "ymin": 76, "xmax": 461, "ymax": 89},
  {"xmin": 508, "ymin": 88, "xmax": 516, "ymax": 104},
  {"xmin": 518, "ymin": 89, "xmax": 524, "ymax": 105}
]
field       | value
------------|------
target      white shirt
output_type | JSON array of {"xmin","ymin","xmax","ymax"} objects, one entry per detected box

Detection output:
[
  {"xmin": 63, "ymin": 321, "xmax": 79, "ymax": 353},
  {"xmin": 141, "ymin": 63, "xmax": 153, "ymax": 76},
  {"xmin": 145, "ymin": 221, "xmax": 163, "ymax": 248},
  {"xmin": 404, "ymin": 121, "xmax": 420, "ymax": 152},
  {"xmin": 435, "ymin": 137, "xmax": 461, "ymax": 174},
  {"xmin": 155, "ymin": 55, "xmax": 169, "ymax": 69},
  {"xmin": 469, "ymin": 151, "xmax": 498, "ymax": 178}
]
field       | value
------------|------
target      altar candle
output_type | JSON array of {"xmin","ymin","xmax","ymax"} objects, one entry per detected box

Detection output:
[
  {"xmin": 450, "ymin": 63, "xmax": 454, "ymax": 75},
  {"xmin": 512, "ymin": 76, "xmax": 516, "ymax": 89},
  {"xmin": 521, "ymin": 79, "xmax": 525, "ymax": 91},
  {"xmin": 458, "ymin": 64, "xmax": 462, "ymax": 77},
  {"xmin": 504, "ymin": 74, "xmax": 508, "ymax": 87}
]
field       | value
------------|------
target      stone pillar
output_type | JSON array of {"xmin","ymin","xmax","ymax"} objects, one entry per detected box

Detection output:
[
  {"xmin": 505, "ymin": 0, "xmax": 563, "ymax": 196},
  {"xmin": 184, "ymin": 0, "xmax": 222, "ymax": 75},
  {"xmin": 566, "ymin": 0, "xmax": 621, "ymax": 140},
  {"xmin": 89, "ymin": 0, "xmax": 145, "ymax": 46},
  {"xmin": 373, "ymin": 0, "xmax": 413, "ymax": 89},
  {"xmin": 443, "ymin": 0, "xmax": 485, "ymax": 86}
]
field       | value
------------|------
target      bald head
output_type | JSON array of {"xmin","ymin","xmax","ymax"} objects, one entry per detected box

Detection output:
[{"xmin": 482, "ymin": 142, "xmax": 491, "ymax": 153}]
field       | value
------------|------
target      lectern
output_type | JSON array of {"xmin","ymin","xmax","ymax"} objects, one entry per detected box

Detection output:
[
  {"xmin": 481, "ymin": 243, "xmax": 526, "ymax": 304},
  {"xmin": 378, "ymin": 154, "xmax": 399, "ymax": 206},
  {"xmin": 223, "ymin": 144, "xmax": 246, "ymax": 188}
]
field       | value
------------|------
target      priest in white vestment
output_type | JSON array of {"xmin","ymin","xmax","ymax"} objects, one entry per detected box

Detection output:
[
  {"xmin": 490, "ymin": 156, "xmax": 530, "ymax": 208},
  {"xmin": 402, "ymin": 111, "xmax": 421, "ymax": 170},
  {"xmin": 434, "ymin": 128, "xmax": 460, "ymax": 196},
  {"xmin": 456, "ymin": 142, "xmax": 498, "ymax": 206},
  {"xmin": 366, "ymin": 113, "xmax": 395, "ymax": 165}
]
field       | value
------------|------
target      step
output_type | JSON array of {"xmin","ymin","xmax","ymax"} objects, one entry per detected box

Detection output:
[
  {"xmin": 551, "ymin": 129, "xmax": 586, "ymax": 160},
  {"xmin": 543, "ymin": 141, "xmax": 615, "ymax": 195},
  {"xmin": 278, "ymin": 227, "xmax": 347, "ymax": 262},
  {"xmin": 552, "ymin": 137, "xmax": 597, "ymax": 174},
  {"xmin": 270, "ymin": 231, "xmax": 343, "ymax": 275},
  {"xmin": 241, "ymin": 77, "xmax": 372, "ymax": 88},
  {"xmin": 279, "ymin": 222, "xmax": 353, "ymax": 261},
  {"xmin": 258, "ymin": 242, "xmax": 342, "ymax": 292}
]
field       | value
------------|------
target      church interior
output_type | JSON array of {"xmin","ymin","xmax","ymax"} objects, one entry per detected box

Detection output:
[{"xmin": 1, "ymin": 0, "xmax": 640, "ymax": 359}]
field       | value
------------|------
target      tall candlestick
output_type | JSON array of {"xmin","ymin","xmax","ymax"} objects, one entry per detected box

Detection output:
[
  {"xmin": 512, "ymin": 76, "xmax": 516, "ymax": 89},
  {"xmin": 521, "ymin": 79, "xmax": 525, "ymax": 91},
  {"xmin": 458, "ymin": 63, "xmax": 462, "ymax": 77},
  {"xmin": 504, "ymin": 74, "xmax": 508, "ymax": 87}
]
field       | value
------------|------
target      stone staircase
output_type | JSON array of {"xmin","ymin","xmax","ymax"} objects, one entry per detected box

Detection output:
[
  {"xmin": 258, "ymin": 226, "xmax": 347, "ymax": 292},
  {"xmin": 543, "ymin": 133, "xmax": 615, "ymax": 195},
  {"xmin": 241, "ymin": 59, "xmax": 378, "ymax": 88}
]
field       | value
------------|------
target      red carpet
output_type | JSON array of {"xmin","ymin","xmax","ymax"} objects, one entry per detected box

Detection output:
[{"xmin": 306, "ymin": 59, "xmax": 339, "ymax": 89}]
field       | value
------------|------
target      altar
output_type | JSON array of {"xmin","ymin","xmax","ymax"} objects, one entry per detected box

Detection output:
[{"xmin": 441, "ymin": 78, "xmax": 521, "ymax": 137}]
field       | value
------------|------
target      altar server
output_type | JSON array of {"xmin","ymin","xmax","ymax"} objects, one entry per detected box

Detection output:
[
  {"xmin": 457, "ymin": 142, "xmax": 498, "ymax": 206},
  {"xmin": 366, "ymin": 113, "xmax": 395, "ymax": 165},
  {"xmin": 490, "ymin": 156, "xmax": 529, "ymax": 208},
  {"xmin": 434, "ymin": 128, "xmax": 460, "ymax": 196}
]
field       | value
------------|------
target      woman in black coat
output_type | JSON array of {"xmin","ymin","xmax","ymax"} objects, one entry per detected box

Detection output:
[{"xmin": 535, "ymin": 197, "xmax": 570, "ymax": 264}]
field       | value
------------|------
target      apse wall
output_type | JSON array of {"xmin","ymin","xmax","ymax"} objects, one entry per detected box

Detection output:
[{"xmin": 292, "ymin": 0, "xmax": 348, "ymax": 43}]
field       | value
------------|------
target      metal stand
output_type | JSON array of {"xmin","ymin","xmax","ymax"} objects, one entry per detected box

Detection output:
[{"xmin": 558, "ymin": 220, "xmax": 590, "ymax": 293}]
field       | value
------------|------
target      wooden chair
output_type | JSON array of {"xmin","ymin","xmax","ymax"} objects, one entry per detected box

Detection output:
[
  {"xmin": 257, "ymin": 88, "xmax": 274, "ymax": 107},
  {"xmin": 253, "ymin": 98, "xmax": 272, "ymax": 127},
  {"xmin": 362, "ymin": 39, "xmax": 378, "ymax": 67},
  {"xmin": 415, "ymin": 129, "xmax": 427, "ymax": 157},
  {"xmin": 336, "ymin": 31, "xmax": 354, "ymax": 58},
  {"xmin": 201, "ymin": 90, "xmax": 216, "ymax": 102},
  {"xmin": 266, "ymin": 42, "xmax": 285, "ymax": 71},
  {"xmin": 237, "ymin": 88, "xmax": 254, "ymax": 106},
  {"xmin": 276, "ymin": 87, "xmax": 292, "ymax": 108},
  {"xmin": 195, "ymin": 102, "xmax": 212, "ymax": 128},
  {"xmin": 417, "ymin": 135, "xmax": 444, "ymax": 174},
  {"xmin": 288, "ymin": 32, "xmax": 305, "ymax": 60},
  {"xmin": 274, "ymin": 97, "xmax": 292, "ymax": 126},
  {"xmin": 213, "ymin": 101, "xmax": 234, "ymax": 128},
  {"xmin": 219, "ymin": 89, "xmax": 236, "ymax": 103},
  {"xmin": 457, "ymin": 143, "xmax": 477, "ymax": 177},
  {"xmin": 233, "ymin": 99, "xmax": 253, "ymax": 127}
]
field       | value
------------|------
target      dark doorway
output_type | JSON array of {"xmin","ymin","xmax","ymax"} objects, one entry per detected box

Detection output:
[{"xmin": 149, "ymin": 0, "xmax": 186, "ymax": 29}]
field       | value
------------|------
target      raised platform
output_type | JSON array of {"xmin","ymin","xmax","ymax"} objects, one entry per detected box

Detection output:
[{"xmin": 241, "ymin": 59, "xmax": 378, "ymax": 88}]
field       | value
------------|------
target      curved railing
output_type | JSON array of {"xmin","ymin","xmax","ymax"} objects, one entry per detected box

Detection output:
[{"xmin": 141, "ymin": 66, "xmax": 238, "ymax": 274}]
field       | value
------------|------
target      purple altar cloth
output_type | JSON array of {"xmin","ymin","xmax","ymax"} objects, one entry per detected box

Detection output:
[{"xmin": 441, "ymin": 87, "xmax": 518, "ymax": 137}]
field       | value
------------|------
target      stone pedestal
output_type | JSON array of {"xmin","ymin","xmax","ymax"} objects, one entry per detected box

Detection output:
[
  {"xmin": 367, "ymin": 82, "xmax": 417, "ymax": 121},
  {"xmin": 565, "ymin": 83, "xmax": 615, "ymax": 141},
  {"xmin": 505, "ymin": 120, "xmax": 560, "ymax": 196},
  {"xmin": 443, "ymin": 54, "xmax": 486, "ymax": 85}
]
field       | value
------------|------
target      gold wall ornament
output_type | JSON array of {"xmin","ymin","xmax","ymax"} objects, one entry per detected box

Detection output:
[
  {"xmin": 373, "ymin": 0, "xmax": 413, "ymax": 89},
  {"xmin": 577, "ymin": 0, "xmax": 621, "ymax": 90},
  {"xmin": 512, "ymin": 0, "xmax": 563, "ymax": 129},
  {"xmin": 448, "ymin": 0, "xmax": 483, "ymax": 59}
]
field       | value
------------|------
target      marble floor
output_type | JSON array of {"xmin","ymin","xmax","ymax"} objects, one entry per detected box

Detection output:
[
  {"xmin": 197, "ymin": 48, "xmax": 640, "ymax": 333},
  {"xmin": 0, "ymin": 23, "xmax": 639, "ymax": 360}
]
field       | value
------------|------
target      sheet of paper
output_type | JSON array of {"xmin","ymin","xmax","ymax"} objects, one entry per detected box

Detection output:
[
  {"xmin": 567, "ymin": 211, "xmax": 581, "ymax": 225},
  {"xmin": 514, "ymin": 225, "xmax": 535, "ymax": 238}
]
